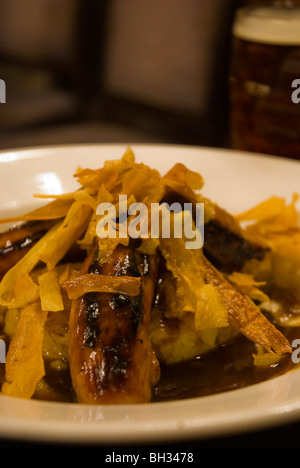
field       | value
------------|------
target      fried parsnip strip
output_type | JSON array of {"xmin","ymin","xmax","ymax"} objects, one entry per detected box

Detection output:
[
  {"xmin": 40, "ymin": 201, "xmax": 92, "ymax": 270},
  {"xmin": 235, "ymin": 196, "xmax": 288, "ymax": 223},
  {"xmin": 0, "ymin": 222, "xmax": 61, "ymax": 309},
  {"xmin": 64, "ymin": 273, "xmax": 141, "ymax": 299},
  {"xmin": 0, "ymin": 198, "xmax": 73, "ymax": 224},
  {"xmin": 202, "ymin": 256, "xmax": 292, "ymax": 355},
  {"xmin": 0, "ymin": 220, "xmax": 57, "ymax": 278},
  {"xmin": 1, "ymin": 302, "xmax": 47, "ymax": 398},
  {"xmin": 163, "ymin": 162, "xmax": 204, "ymax": 191},
  {"xmin": 38, "ymin": 269, "xmax": 64, "ymax": 312}
]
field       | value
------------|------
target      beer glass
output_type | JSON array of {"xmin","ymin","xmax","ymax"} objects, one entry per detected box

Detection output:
[{"xmin": 229, "ymin": 2, "xmax": 300, "ymax": 159}]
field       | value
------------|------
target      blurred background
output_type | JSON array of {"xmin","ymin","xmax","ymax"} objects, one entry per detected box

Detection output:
[{"xmin": 0, "ymin": 0, "xmax": 241, "ymax": 151}]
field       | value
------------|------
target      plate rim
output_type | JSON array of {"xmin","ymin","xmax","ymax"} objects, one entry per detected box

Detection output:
[
  {"xmin": 1, "ymin": 140, "xmax": 300, "ymax": 164},
  {"xmin": 0, "ymin": 372, "xmax": 300, "ymax": 444},
  {"xmin": 1, "ymin": 142, "xmax": 300, "ymax": 444}
]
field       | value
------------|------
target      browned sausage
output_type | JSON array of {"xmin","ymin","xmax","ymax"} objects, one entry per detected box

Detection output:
[{"xmin": 68, "ymin": 244, "xmax": 160, "ymax": 404}]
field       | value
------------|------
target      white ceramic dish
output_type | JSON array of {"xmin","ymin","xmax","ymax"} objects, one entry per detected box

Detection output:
[{"xmin": 1, "ymin": 143, "xmax": 300, "ymax": 445}]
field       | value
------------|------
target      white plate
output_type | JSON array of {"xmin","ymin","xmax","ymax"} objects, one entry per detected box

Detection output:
[{"xmin": 1, "ymin": 143, "xmax": 300, "ymax": 445}]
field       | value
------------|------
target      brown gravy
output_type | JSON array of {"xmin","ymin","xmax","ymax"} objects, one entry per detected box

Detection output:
[
  {"xmin": 152, "ymin": 333, "xmax": 298, "ymax": 403},
  {"xmin": 34, "ymin": 329, "xmax": 299, "ymax": 404}
]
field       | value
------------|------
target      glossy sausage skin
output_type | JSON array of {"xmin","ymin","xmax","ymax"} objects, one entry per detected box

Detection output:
[
  {"xmin": 203, "ymin": 219, "xmax": 266, "ymax": 273},
  {"xmin": 68, "ymin": 245, "xmax": 160, "ymax": 404}
]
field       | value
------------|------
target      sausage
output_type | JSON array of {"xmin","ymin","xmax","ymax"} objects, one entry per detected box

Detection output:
[
  {"xmin": 203, "ymin": 219, "xmax": 266, "ymax": 273},
  {"xmin": 68, "ymin": 244, "xmax": 160, "ymax": 404}
]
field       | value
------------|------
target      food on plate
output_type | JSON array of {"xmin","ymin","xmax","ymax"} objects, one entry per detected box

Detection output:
[{"xmin": 0, "ymin": 147, "xmax": 299, "ymax": 404}]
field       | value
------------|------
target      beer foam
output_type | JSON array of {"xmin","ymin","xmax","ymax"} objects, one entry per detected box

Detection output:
[{"xmin": 233, "ymin": 6, "xmax": 300, "ymax": 45}]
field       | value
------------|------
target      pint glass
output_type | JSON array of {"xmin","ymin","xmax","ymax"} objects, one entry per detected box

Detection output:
[{"xmin": 229, "ymin": 3, "xmax": 300, "ymax": 159}]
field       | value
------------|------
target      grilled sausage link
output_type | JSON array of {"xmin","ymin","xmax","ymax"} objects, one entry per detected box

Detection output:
[
  {"xmin": 203, "ymin": 219, "xmax": 266, "ymax": 273},
  {"xmin": 68, "ymin": 245, "xmax": 160, "ymax": 404}
]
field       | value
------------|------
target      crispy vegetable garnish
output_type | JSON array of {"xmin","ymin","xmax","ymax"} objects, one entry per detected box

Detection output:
[
  {"xmin": 236, "ymin": 194, "xmax": 300, "ymax": 259},
  {"xmin": 2, "ymin": 302, "xmax": 47, "ymax": 399},
  {"xmin": 227, "ymin": 271, "xmax": 270, "ymax": 303},
  {"xmin": 77, "ymin": 185, "xmax": 114, "ymax": 253},
  {"xmin": 38, "ymin": 270, "xmax": 64, "ymax": 312},
  {"xmin": 162, "ymin": 163, "xmax": 204, "ymax": 204},
  {"xmin": 235, "ymin": 196, "xmax": 288, "ymax": 223},
  {"xmin": 40, "ymin": 201, "xmax": 92, "ymax": 270},
  {"xmin": 195, "ymin": 284, "xmax": 229, "ymax": 331},
  {"xmin": 202, "ymin": 256, "xmax": 291, "ymax": 355},
  {"xmin": 73, "ymin": 146, "xmax": 135, "ymax": 190},
  {"xmin": 252, "ymin": 349, "xmax": 282, "ymax": 367},
  {"xmin": 163, "ymin": 163, "xmax": 204, "ymax": 191},
  {"xmin": 0, "ymin": 223, "xmax": 61, "ymax": 309},
  {"xmin": 64, "ymin": 273, "xmax": 141, "ymax": 299},
  {"xmin": 158, "ymin": 236, "xmax": 204, "ymax": 319},
  {"xmin": 0, "ymin": 198, "xmax": 73, "ymax": 224},
  {"xmin": 0, "ymin": 220, "xmax": 57, "ymax": 279}
]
